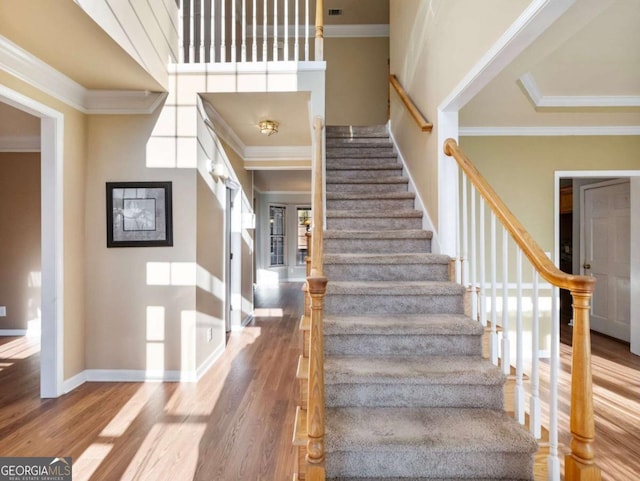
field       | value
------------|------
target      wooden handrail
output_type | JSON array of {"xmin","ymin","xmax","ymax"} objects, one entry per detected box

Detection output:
[
  {"xmin": 306, "ymin": 116, "xmax": 327, "ymax": 471},
  {"xmin": 444, "ymin": 138, "xmax": 601, "ymax": 481},
  {"xmin": 389, "ymin": 74, "xmax": 433, "ymax": 132}
]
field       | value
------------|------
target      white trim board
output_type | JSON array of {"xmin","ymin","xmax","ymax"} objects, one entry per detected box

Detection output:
[
  {"xmin": 460, "ymin": 126, "xmax": 640, "ymax": 136},
  {"xmin": 0, "ymin": 135, "xmax": 40, "ymax": 152},
  {"xmin": 0, "ymin": 34, "xmax": 166, "ymax": 114},
  {"xmin": 0, "ymin": 84, "xmax": 64, "ymax": 399},
  {"xmin": 0, "ymin": 329, "xmax": 28, "ymax": 336},
  {"xmin": 520, "ymin": 72, "xmax": 640, "ymax": 108},
  {"xmin": 62, "ymin": 344, "xmax": 226, "ymax": 393}
]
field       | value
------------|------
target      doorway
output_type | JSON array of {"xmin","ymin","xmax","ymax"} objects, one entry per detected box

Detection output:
[
  {"xmin": 0, "ymin": 86, "xmax": 64, "ymax": 398},
  {"xmin": 556, "ymin": 171, "xmax": 639, "ymax": 354}
]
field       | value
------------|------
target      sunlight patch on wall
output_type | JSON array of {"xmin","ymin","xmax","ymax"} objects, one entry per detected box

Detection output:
[
  {"xmin": 256, "ymin": 268, "xmax": 280, "ymax": 286},
  {"xmin": 146, "ymin": 262, "xmax": 198, "ymax": 286},
  {"xmin": 146, "ymin": 306, "xmax": 165, "ymax": 341},
  {"xmin": 196, "ymin": 264, "xmax": 225, "ymax": 300}
]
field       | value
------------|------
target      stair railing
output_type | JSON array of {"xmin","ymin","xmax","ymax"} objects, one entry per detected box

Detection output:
[
  {"xmin": 304, "ymin": 117, "xmax": 327, "ymax": 481},
  {"xmin": 389, "ymin": 74, "xmax": 433, "ymax": 132},
  {"xmin": 180, "ymin": 0, "xmax": 324, "ymax": 63},
  {"xmin": 444, "ymin": 139, "xmax": 601, "ymax": 481}
]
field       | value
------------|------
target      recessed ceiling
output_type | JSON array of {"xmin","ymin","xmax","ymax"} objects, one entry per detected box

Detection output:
[
  {"xmin": 460, "ymin": 0, "xmax": 640, "ymax": 129},
  {"xmin": 0, "ymin": 0, "xmax": 163, "ymax": 91},
  {"xmin": 202, "ymin": 91, "xmax": 312, "ymax": 147}
]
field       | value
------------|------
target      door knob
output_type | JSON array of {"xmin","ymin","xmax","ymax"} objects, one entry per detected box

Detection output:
[{"xmin": 583, "ymin": 263, "xmax": 591, "ymax": 270}]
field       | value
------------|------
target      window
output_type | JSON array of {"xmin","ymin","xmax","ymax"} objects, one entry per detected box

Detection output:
[
  {"xmin": 269, "ymin": 205, "xmax": 285, "ymax": 266},
  {"xmin": 297, "ymin": 207, "xmax": 311, "ymax": 265}
]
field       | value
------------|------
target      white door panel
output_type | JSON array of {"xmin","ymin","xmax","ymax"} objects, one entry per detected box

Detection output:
[{"xmin": 583, "ymin": 180, "xmax": 630, "ymax": 342}]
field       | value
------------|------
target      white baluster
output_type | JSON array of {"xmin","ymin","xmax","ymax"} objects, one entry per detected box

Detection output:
[
  {"xmin": 209, "ymin": 0, "xmax": 216, "ymax": 63},
  {"xmin": 220, "ymin": 0, "xmax": 226, "ymax": 61},
  {"xmin": 294, "ymin": 0, "xmax": 299, "ymax": 61},
  {"xmin": 530, "ymin": 269, "xmax": 542, "ymax": 439},
  {"xmin": 455, "ymin": 171, "xmax": 462, "ymax": 284},
  {"xmin": 252, "ymin": 0, "xmax": 257, "ymax": 61},
  {"xmin": 501, "ymin": 227, "xmax": 510, "ymax": 375},
  {"xmin": 461, "ymin": 175, "xmax": 469, "ymax": 293},
  {"xmin": 284, "ymin": 0, "xmax": 289, "ymax": 60},
  {"xmin": 231, "ymin": 0, "xmax": 237, "ymax": 61},
  {"xmin": 305, "ymin": 0, "xmax": 309, "ymax": 60},
  {"xmin": 479, "ymin": 198, "xmax": 486, "ymax": 330},
  {"xmin": 470, "ymin": 187, "xmax": 478, "ymax": 322},
  {"xmin": 263, "ymin": 0, "xmax": 268, "ymax": 61},
  {"xmin": 515, "ymin": 248, "xmax": 525, "ymax": 424},
  {"xmin": 490, "ymin": 213, "xmax": 498, "ymax": 365},
  {"xmin": 189, "ymin": 0, "xmax": 196, "ymax": 62},
  {"xmin": 199, "ymin": 0, "xmax": 205, "ymax": 62},
  {"xmin": 241, "ymin": 0, "xmax": 247, "ymax": 61},
  {"xmin": 273, "ymin": 0, "xmax": 278, "ymax": 60},
  {"xmin": 548, "ymin": 285, "xmax": 561, "ymax": 481}
]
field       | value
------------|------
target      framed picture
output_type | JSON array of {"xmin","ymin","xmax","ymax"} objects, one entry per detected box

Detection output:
[{"xmin": 106, "ymin": 181, "xmax": 173, "ymax": 247}]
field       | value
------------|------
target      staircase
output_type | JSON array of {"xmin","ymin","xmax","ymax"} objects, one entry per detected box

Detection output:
[{"xmin": 321, "ymin": 125, "xmax": 537, "ymax": 480}]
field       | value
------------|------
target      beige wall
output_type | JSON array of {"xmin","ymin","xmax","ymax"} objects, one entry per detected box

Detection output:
[
  {"xmin": 0, "ymin": 70, "xmax": 88, "ymax": 380},
  {"xmin": 325, "ymin": 37, "xmax": 390, "ymax": 126},
  {"xmin": 460, "ymin": 136, "xmax": 640, "ymax": 253},
  {"xmin": 85, "ymin": 112, "xmax": 197, "ymax": 371},
  {"xmin": 389, "ymin": 0, "xmax": 530, "ymax": 232},
  {"xmin": 0, "ymin": 153, "xmax": 41, "ymax": 331}
]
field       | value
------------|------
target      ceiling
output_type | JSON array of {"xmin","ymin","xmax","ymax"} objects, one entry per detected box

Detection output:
[
  {"xmin": 202, "ymin": 91, "xmax": 312, "ymax": 147},
  {"xmin": 0, "ymin": 0, "xmax": 163, "ymax": 91},
  {"xmin": 460, "ymin": 0, "xmax": 640, "ymax": 129}
]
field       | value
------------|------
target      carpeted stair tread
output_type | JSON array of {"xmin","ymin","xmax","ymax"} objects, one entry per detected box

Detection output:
[
  {"xmin": 325, "ymin": 356, "xmax": 505, "ymax": 386},
  {"xmin": 327, "ymin": 176, "xmax": 408, "ymax": 185},
  {"xmin": 324, "ymin": 314, "xmax": 483, "ymax": 336},
  {"xmin": 326, "ymin": 140, "xmax": 395, "ymax": 148},
  {"xmin": 324, "ymin": 253, "xmax": 450, "ymax": 265},
  {"xmin": 325, "ymin": 407, "xmax": 536, "ymax": 453},
  {"xmin": 327, "ymin": 191, "xmax": 415, "ymax": 200},
  {"xmin": 327, "ymin": 281, "xmax": 464, "ymax": 297},
  {"xmin": 324, "ymin": 229, "xmax": 432, "ymax": 240},
  {"xmin": 327, "ymin": 162, "xmax": 401, "ymax": 170},
  {"xmin": 327, "ymin": 209, "xmax": 423, "ymax": 219}
]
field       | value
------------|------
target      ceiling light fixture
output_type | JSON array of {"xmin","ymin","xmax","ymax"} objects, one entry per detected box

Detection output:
[{"xmin": 259, "ymin": 120, "xmax": 279, "ymax": 136}]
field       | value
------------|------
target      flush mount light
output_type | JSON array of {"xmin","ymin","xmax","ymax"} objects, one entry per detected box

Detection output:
[{"xmin": 258, "ymin": 120, "xmax": 279, "ymax": 136}]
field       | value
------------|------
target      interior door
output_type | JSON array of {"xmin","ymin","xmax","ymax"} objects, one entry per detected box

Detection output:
[
  {"xmin": 225, "ymin": 186, "xmax": 233, "ymax": 333},
  {"xmin": 582, "ymin": 179, "xmax": 631, "ymax": 341}
]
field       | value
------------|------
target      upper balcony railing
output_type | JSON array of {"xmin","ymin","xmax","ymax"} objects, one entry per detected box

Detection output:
[{"xmin": 179, "ymin": 0, "xmax": 324, "ymax": 63}]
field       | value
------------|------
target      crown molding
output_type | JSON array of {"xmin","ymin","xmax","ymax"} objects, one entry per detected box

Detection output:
[
  {"xmin": 459, "ymin": 125, "xmax": 640, "ymax": 136},
  {"xmin": 324, "ymin": 24, "xmax": 389, "ymax": 38},
  {"xmin": 0, "ymin": 34, "xmax": 165, "ymax": 114},
  {"xmin": 0, "ymin": 135, "xmax": 41, "ymax": 152},
  {"xmin": 520, "ymin": 72, "xmax": 640, "ymax": 108}
]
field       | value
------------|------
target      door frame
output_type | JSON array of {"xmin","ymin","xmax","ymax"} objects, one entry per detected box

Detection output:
[
  {"xmin": 0, "ymin": 85, "xmax": 64, "ymax": 398},
  {"xmin": 555, "ymin": 170, "xmax": 640, "ymax": 354}
]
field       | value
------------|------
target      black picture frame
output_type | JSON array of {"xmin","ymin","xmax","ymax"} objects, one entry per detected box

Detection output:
[{"xmin": 106, "ymin": 181, "xmax": 173, "ymax": 247}]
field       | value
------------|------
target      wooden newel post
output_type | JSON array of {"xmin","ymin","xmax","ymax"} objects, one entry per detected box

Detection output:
[
  {"xmin": 565, "ymin": 289, "xmax": 601, "ymax": 481},
  {"xmin": 306, "ymin": 275, "xmax": 328, "ymax": 464},
  {"xmin": 315, "ymin": 0, "xmax": 324, "ymax": 60}
]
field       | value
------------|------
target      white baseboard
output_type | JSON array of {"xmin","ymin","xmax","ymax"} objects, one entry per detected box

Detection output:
[
  {"xmin": 0, "ymin": 329, "xmax": 28, "ymax": 336},
  {"xmin": 195, "ymin": 343, "xmax": 225, "ymax": 380},
  {"xmin": 61, "ymin": 344, "xmax": 227, "ymax": 393},
  {"xmin": 241, "ymin": 312, "xmax": 254, "ymax": 327}
]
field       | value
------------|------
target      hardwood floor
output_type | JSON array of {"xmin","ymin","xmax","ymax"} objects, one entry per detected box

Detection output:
[
  {"xmin": 0, "ymin": 283, "xmax": 302, "ymax": 481},
  {"xmin": 0, "ymin": 284, "xmax": 637, "ymax": 480}
]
